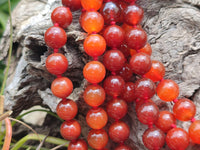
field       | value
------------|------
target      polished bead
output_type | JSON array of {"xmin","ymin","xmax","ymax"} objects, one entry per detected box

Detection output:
[
  {"xmin": 115, "ymin": 145, "xmax": 132, "ymax": 150},
  {"xmin": 117, "ymin": 64, "xmax": 133, "ymax": 82},
  {"xmin": 81, "ymin": 0, "xmax": 103, "ymax": 11},
  {"xmin": 68, "ymin": 139, "xmax": 88, "ymax": 150},
  {"xmin": 121, "ymin": 82, "xmax": 136, "ymax": 102},
  {"xmin": 51, "ymin": 77, "xmax": 73, "ymax": 98},
  {"xmin": 86, "ymin": 107, "xmax": 108, "ymax": 129},
  {"xmin": 129, "ymin": 53, "xmax": 152, "ymax": 75},
  {"xmin": 62, "ymin": 0, "xmax": 82, "ymax": 11},
  {"xmin": 83, "ymin": 84, "xmax": 105, "ymax": 107},
  {"xmin": 83, "ymin": 61, "xmax": 106, "ymax": 83},
  {"xmin": 142, "ymin": 127, "xmax": 165, "ymax": 150},
  {"xmin": 189, "ymin": 120, "xmax": 200, "ymax": 144},
  {"xmin": 87, "ymin": 129, "xmax": 108, "ymax": 149},
  {"xmin": 166, "ymin": 128, "xmax": 189, "ymax": 150},
  {"xmin": 156, "ymin": 79, "xmax": 179, "ymax": 102},
  {"xmin": 119, "ymin": 44, "xmax": 130, "ymax": 58},
  {"xmin": 135, "ymin": 99, "xmax": 153, "ymax": 112},
  {"xmin": 117, "ymin": 1, "xmax": 128, "ymax": 23},
  {"xmin": 173, "ymin": 98, "xmax": 196, "ymax": 121},
  {"xmin": 44, "ymin": 26, "xmax": 67, "ymax": 49},
  {"xmin": 122, "ymin": 23, "xmax": 134, "ymax": 34},
  {"xmin": 139, "ymin": 43, "xmax": 152, "ymax": 56}
]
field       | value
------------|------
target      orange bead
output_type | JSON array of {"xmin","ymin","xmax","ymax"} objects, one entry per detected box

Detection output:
[
  {"xmin": 81, "ymin": 11, "xmax": 104, "ymax": 33},
  {"xmin": 189, "ymin": 120, "xmax": 200, "ymax": 144},
  {"xmin": 86, "ymin": 107, "xmax": 108, "ymax": 129},
  {"xmin": 156, "ymin": 79, "xmax": 179, "ymax": 102},
  {"xmin": 81, "ymin": 0, "xmax": 103, "ymax": 11},
  {"xmin": 83, "ymin": 61, "xmax": 106, "ymax": 83},
  {"xmin": 84, "ymin": 34, "xmax": 106, "ymax": 57},
  {"xmin": 140, "ymin": 43, "xmax": 152, "ymax": 56}
]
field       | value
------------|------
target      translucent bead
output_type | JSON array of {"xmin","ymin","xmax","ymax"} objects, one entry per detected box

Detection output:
[
  {"xmin": 117, "ymin": 1, "xmax": 128, "ymax": 23},
  {"xmin": 189, "ymin": 120, "xmax": 200, "ymax": 144},
  {"xmin": 62, "ymin": 0, "xmax": 82, "ymax": 11},
  {"xmin": 139, "ymin": 43, "xmax": 152, "ymax": 56},
  {"xmin": 68, "ymin": 139, "xmax": 88, "ymax": 150},
  {"xmin": 119, "ymin": 44, "xmax": 130, "ymax": 58},
  {"xmin": 115, "ymin": 145, "xmax": 132, "ymax": 150},
  {"xmin": 121, "ymin": 82, "xmax": 136, "ymax": 102},
  {"xmin": 117, "ymin": 64, "xmax": 133, "ymax": 82},
  {"xmin": 81, "ymin": 0, "xmax": 103, "ymax": 11}
]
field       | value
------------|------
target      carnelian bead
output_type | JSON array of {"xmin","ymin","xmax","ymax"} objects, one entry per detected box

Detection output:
[
  {"xmin": 103, "ymin": 25, "xmax": 125, "ymax": 48},
  {"xmin": 51, "ymin": 77, "xmax": 73, "ymax": 98},
  {"xmin": 81, "ymin": 11, "xmax": 104, "ymax": 33},
  {"xmin": 103, "ymin": 75, "xmax": 125, "ymax": 97},
  {"xmin": 115, "ymin": 145, "xmax": 132, "ymax": 150},
  {"xmin": 84, "ymin": 34, "xmax": 106, "ymax": 57},
  {"xmin": 156, "ymin": 79, "xmax": 179, "ymax": 102},
  {"xmin": 46, "ymin": 53, "xmax": 68, "ymax": 75},
  {"xmin": 135, "ymin": 99, "xmax": 153, "ymax": 112},
  {"xmin": 117, "ymin": 1, "xmax": 128, "ymax": 23},
  {"xmin": 129, "ymin": 53, "xmax": 152, "ymax": 75},
  {"xmin": 117, "ymin": 64, "xmax": 133, "ymax": 82},
  {"xmin": 56, "ymin": 99, "xmax": 77, "ymax": 121},
  {"xmin": 62, "ymin": 0, "xmax": 82, "ymax": 11},
  {"xmin": 109, "ymin": 121, "xmax": 130, "ymax": 143},
  {"xmin": 107, "ymin": 98, "xmax": 128, "ymax": 120},
  {"xmin": 103, "ymin": 50, "xmax": 125, "ymax": 72},
  {"xmin": 142, "ymin": 127, "xmax": 165, "ymax": 150},
  {"xmin": 119, "ymin": 44, "xmax": 130, "ymax": 58},
  {"xmin": 81, "ymin": 0, "xmax": 103, "ymax": 11},
  {"xmin": 122, "ymin": 23, "xmax": 134, "ymax": 34},
  {"xmin": 166, "ymin": 128, "xmax": 189, "ymax": 150},
  {"xmin": 83, "ymin": 84, "xmax": 105, "ymax": 107},
  {"xmin": 135, "ymin": 78, "xmax": 156, "ymax": 100},
  {"xmin": 125, "ymin": 27, "xmax": 147, "ymax": 50},
  {"xmin": 51, "ymin": 6, "xmax": 72, "ymax": 29},
  {"xmin": 68, "ymin": 139, "xmax": 88, "ymax": 150},
  {"xmin": 44, "ymin": 26, "xmax": 67, "ymax": 49},
  {"xmin": 121, "ymin": 82, "xmax": 136, "ymax": 102},
  {"xmin": 86, "ymin": 107, "xmax": 108, "ymax": 129},
  {"xmin": 60, "ymin": 120, "xmax": 81, "ymax": 141},
  {"xmin": 83, "ymin": 61, "xmax": 106, "ymax": 84},
  {"xmin": 139, "ymin": 43, "xmax": 152, "ymax": 56},
  {"xmin": 87, "ymin": 129, "xmax": 108, "ymax": 149},
  {"xmin": 189, "ymin": 120, "xmax": 200, "ymax": 144},
  {"xmin": 144, "ymin": 60, "xmax": 165, "ymax": 82},
  {"xmin": 155, "ymin": 111, "xmax": 176, "ymax": 133},
  {"xmin": 173, "ymin": 98, "xmax": 196, "ymax": 121}
]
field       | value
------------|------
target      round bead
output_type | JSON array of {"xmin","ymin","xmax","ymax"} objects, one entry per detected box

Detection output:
[
  {"xmin": 109, "ymin": 121, "xmax": 130, "ymax": 143},
  {"xmin": 84, "ymin": 34, "xmax": 106, "ymax": 57},
  {"xmin": 144, "ymin": 60, "xmax": 165, "ymax": 82},
  {"xmin": 51, "ymin": 6, "xmax": 72, "ymax": 29},
  {"xmin": 166, "ymin": 128, "xmax": 189, "ymax": 150},
  {"xmin": 60, "ymin": 120, "xmax": 81, "ymax": 141},
  {"xmin": 117, "ymin": 1, "xmax": 128, "ymax": 23},
  {"xmin": 62, "ymin": 0, "xmax": 82, "ymax": 11},
  {"xmin": 115, "ymin": 145, "xmax": 132, "ymax": 150},
  {"xmin": 103, "ymin": 50, "xmax": 125, "ymax": 72},
  {"xmin": 189, "ymin": 120, "xmax": 200, "ymax": 144},
  {"xmin": 103, "ymin": 75, "xmax": 125, "ymax": 97},
  {"xmin": 156, "ymin": 79, "xmax": 179, "ymax": 102},
  {"xmin": 119, "ymin": 44, "xmax": 130, "ymax": 58},
  {"xmin": 135, "ymin": 99, "xmax": 153, "ymax": 112},
  {"xmin": 173, "ymin": 98, "xmax": 196, "ymax": 121},
  {"xmin": 83, "ymin": 84, "xmax": 105, "ymax": 107},
  {"xmin": 44, "ymin": 26, "xmax": 67, "ymax": 49},
  {"xmin": 87, "ymin": 129, "xmax": 108, "ymax": 149},
  {"xmin": 142, "ymin": 127, "xmax": 165, "ymax": 150},
  {"xmin": 135, "ymin": 78, "xmax": 156, "ymax": 100},
  {"xmin": 139, "ymin": 43, "xmax": 152, "ymax": 56},
  {"xmin": 81, "ymin": 11, "xmax": 104, "ymax": 33},
  {"xmin": 103, "ymin": 25, "xmax": 125, "ymax": 48},
  {"xmin": 155, "ymin": 111, "xmax": 176, "ymax": 133},
  {"xmin": 125, "ymin": 27, "xmax": 147, "ymax": 50},
  {"xmin": 83, "ymin": 61, "xmax": 106, "ymax": 84},
  {"xmin": 56, "ymin": 99, "xmax": 77, "ymax": 121},
  {"xmin": 86, "ymin": 107, "xmax": 108, "ymax": 129},
  {"xmin": 81, "ymin": 0, "xmax": 103, "ymax": 11},
  {"xmin": 129, "ymin": 53, "xmax": 152, "ymax": 75},
  {"xmin": 46, "ymin": 53, "xmax": 68, "ymax": 75},
  {"xmin": 51, "ymin": 77, "xmax": 73, "ymax": 98},
  {"xmin": 68, "ymin": 139, "xmax": 88, "ymax": 150},
  {"xmin": 117, "ymin": 64, "xmax": 133, "ymax": 82},
  {"xmin": 107, "ymin": 98, "xmax": 128, "ymax": 120},
  {"xmin": 121, "ymin": 82, "xmax": 136, "ymax": 103}
]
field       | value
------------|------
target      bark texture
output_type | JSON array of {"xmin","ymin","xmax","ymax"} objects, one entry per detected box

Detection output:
[{"xmin": 0, "ymin": 0, "xmax": 200, "ymax": 149}]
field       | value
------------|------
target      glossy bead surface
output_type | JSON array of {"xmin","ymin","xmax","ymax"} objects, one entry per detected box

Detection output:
[
  {"xmin": 56, "ymin": 99, "xmax": 77, "ymax": 121},
  {"xmin": 87, "ymin": 129, "xmax": 108, "ymax": 149},
  {"xmin": 44, "ymin": 26, "xmax": 67, "ymax": 49},
  {"xmin": 60, "ymin": 120, "xmax": 81, "ymax": 141},
  {"xmin": 135, "ymin": 78, "xmax": 156, "ymax": 100},
  {"xmin": 139, "ymin": 43, "xmax": 152, "ymax": 56},
  {"xmin": 189, "ymin": 120, "xmax": 200, "ymax": 144},
  {"xmin": 51, "ymin": 77, "xmax": 73, "ymax": 98},
  {"xmin": 173, "ymin": 98, "xmax": 196, "ymax": 121},
  {"xmin": 81, "ymin": 11, "xmax": 104, "ymax": 33},
  {"xmin": 81, "ymin": 0, "xmax": 103, "ymax": 11},
  {"xmin": 119, "ymin": 44, "xmax": 130, "ymax": 58},
  {"xmin": 62, "ymin": 0, "xmax": 82, "ymax": 11},
  {"xmin": 107, "ymin": 98, "xmax": 128, "ymax": 120},
  {"xmin": 46, "ymin": 53, "xmax": 68, "ymax": 75},
  {"xmin": 109, "ymin": 121, "xmax": 130, "ymax": 143},
  {"xmin": 83, "ymin": 61, "xmax": 106, "ymax": 83},
  {"xmin": 86, "ymin": 107, "xmax": 108, "ymax": 129},
  {"xmin": 166, "ymin": 128, "xmax": 189, "ymax": 150},
  {"xmin": 115, "ymin": 145, "xmax": 132, "ymax": 150},
  {"xmin": 135, "ymin": 99, "xmax": 153, "ymax": 112},
  {"xmin": 155, "ymin": 111, "xmax": 176, "ymax": 133},
  {"xmin": 142, "ymin": 127, "xmax": 165, "ymax": 150},
  {"xmin": 68, "ymin": 139, "xmax": 88, "ymax": 150},
  {"xmin": 129, "ymin": 53, "xmax": 152, "ymax": 75},
  {"xmin": 103, "ymin": 75, "xmax": 125, "ymax": 97},
  {"xmin": 121, "ymin": 82, "xmax": 136, "ymax": 102},
  {"xmin": 51, "ymin": 6, "xmax": 72, "ymax": 29},
  {"xmin": 84, "ymin": 34, "xmax": 106, "ymax": 57},
  {"xmin": 117, "ymin": 1, "xmax": 128, "ymax": 23},
  {"xmin": 117, "ymin": 64, "xmax": 133, "ymax": 82},
  {"xmin": 144, "ymin": 60, "xmax": 165, "ymax": 82},
  {"xmin": 156, "ymin": 79, "xmax": 179, "ymax": 102},
  {"xmin": 103, "ymin": 50, "xmax": 125, "ymax": 72},
  {"xmin": 83, "ymin": 84, "xmax": 105, "ymax": 107}
]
